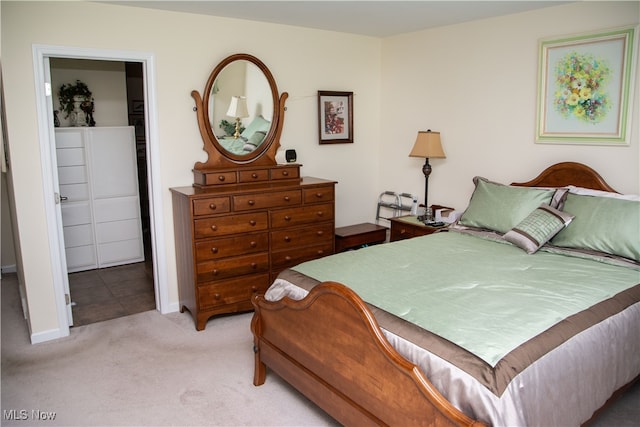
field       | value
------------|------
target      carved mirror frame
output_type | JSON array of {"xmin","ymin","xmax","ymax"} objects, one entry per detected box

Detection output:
[{"xmin": 192, "ymin": 53, "xmax": 288, "ymax": 169}]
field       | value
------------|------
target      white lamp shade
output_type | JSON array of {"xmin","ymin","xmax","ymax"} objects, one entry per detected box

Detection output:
[
  {"xmin": 226, "ymin": 96, "xmax": 249, "ymax": 118},
  {"xmin": 409, "ymin": 130, "xmax": 446, "ymax": 159}
]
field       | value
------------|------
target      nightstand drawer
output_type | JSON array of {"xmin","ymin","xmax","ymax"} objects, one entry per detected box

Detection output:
[{"xmin": 389, "ymin": 216, "xmax": 442, "ymax": 242}]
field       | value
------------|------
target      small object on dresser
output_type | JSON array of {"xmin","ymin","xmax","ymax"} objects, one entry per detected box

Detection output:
[{"xmin": 285, "ymin": 149, "xmax": 297, "ymax": 163}]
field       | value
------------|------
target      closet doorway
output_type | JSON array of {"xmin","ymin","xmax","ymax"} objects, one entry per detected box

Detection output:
[
  {"xmin": 33, "ymin": 44, "xmax": 169, "ymax": 341},
  {"xmin": 51, "ymin": 58, "xmax": 154, "ymax": 326}
]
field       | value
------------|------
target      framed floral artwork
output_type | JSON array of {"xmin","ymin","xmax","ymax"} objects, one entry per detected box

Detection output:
[
  {"xmin": 318, "ymin": 91, "xmax": 353, "ymax": 144},
  {"xmin": 536, "ymin": 26, "xmax": 637, "ymax": 145}
]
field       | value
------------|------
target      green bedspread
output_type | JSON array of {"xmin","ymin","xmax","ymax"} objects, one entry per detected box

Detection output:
[{"xmin": 292, "ymin": 231, "xmax": 640, "ymax": 366}]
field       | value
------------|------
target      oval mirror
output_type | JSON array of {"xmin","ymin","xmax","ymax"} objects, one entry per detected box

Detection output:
[{"xmin": 192, "ymin": 54, "xmax": 287, "ymax": 169}]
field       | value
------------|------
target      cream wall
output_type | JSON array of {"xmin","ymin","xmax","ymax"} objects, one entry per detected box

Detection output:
[
  {"xmin": 380, "ymin": 1, "xmax": 640, "ymax": 211},
  {"xmin": 50, "ymin": 58, "xmax": 129, "ymax": 127},
  {"xmin": 1, "ymin": 1, "xmax": 381, "ymax": 339}
]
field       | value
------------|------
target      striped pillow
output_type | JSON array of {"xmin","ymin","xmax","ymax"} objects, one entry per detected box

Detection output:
[{"xmin": 504, "ymin": 204, "xmax": 574, "ymax": 254}]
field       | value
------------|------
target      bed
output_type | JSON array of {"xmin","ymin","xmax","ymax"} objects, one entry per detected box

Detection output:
[
  {"xmin": 217, "ymin": 115, "xmax": 270, "ymax": 155},
  {"xmin": 251, "ymin": 162, "xmax": 640, "ymax": 426}
]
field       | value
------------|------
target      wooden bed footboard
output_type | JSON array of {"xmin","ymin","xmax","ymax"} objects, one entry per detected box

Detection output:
[{"xmin": 251, "ymin": 281, "xmax": 485, "ymax": 427}]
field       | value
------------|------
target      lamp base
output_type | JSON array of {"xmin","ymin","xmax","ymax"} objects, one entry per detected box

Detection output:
[{"xmin": 233, "ymin": 117, "xmax": 242, "ymax": 139}]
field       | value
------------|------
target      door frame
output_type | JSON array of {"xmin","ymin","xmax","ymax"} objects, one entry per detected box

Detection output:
[{"xmin": 32, "ymin": 44, "xmax": 171, "ymax": 342}]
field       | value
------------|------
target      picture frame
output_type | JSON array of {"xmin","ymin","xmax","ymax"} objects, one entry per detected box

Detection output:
[
  {"xmin": 318, "ymin": 91, "xmax": 353, "ymax": 144},
  {"xmin": 536, "ymin": 26, "xmax": 637, "ymax": 145}
]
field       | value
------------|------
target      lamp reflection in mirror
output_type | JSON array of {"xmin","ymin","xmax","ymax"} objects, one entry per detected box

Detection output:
[
  {"xmin": 408, "ymin": 130, "xmax": 446, "ymax": 208},
  {"xmin": 226, "ymin": 96, "xmax": 249, "ymax": 139}
]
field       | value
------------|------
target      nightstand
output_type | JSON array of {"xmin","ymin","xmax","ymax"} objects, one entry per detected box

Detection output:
[
  {"xmin": 389, "ymin": 216, "xmax": 447, "ymax": 242},
  {"xmin": 335, "ymin": 223, "xmax": 388, "ymax": 252}
]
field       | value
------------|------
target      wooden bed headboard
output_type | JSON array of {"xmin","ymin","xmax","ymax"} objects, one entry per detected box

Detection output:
[{"xmin": 511, "ymin": 162, "xmax": 618, "ymax": 193}]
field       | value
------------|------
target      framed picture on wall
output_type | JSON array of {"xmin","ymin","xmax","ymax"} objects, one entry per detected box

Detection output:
[
  {"xmin": 536, "ymin": 26, "xmax": 637, "ymax": 145},
  {"xmin": 318, "ymin": 91, "xmax": 353, "ymax": 144}
]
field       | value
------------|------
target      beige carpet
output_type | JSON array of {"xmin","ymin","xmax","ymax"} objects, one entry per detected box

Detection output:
[
  {"xmin": 2, "ymin": 273, "xmax": 638, "ymax": 426},
  {"xmin": 1, "ymin": 274, "xmax": 337, "ymax": 426}
]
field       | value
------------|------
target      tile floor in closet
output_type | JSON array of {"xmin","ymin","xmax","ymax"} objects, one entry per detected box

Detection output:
[{"xmin": 68, "ymin": 260, "xmax": 155, "ymax": 327}]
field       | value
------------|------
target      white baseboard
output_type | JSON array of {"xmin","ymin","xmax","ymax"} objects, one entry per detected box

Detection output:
[
  {"xmin": 31, "ymin": 328, "xmax": 70, "ymax": 344},
  {"xmin": 163, "ymin": 301, "xmax": 180, "ymax": 314}
]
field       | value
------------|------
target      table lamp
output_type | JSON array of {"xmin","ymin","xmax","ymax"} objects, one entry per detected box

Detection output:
[
  {"xmin": 226, "ymin": 96, "xmax": 249, "ymax": 139},
  {"xmin": 408, "ymin": 130, "xmax": 446, "ymax": 207}
]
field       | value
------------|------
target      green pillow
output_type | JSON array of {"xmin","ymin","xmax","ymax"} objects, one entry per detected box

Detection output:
[
  {"xmin": 551, "ymin": 193, "xmax": 640, "ymax": 262},
  {"xmin": 504, "ymin": 204, "xmax": 574, "ymax": 254},
  {"xmin": 240, "ymin": 115, "xmax": 270, "ymax": 139},
  {"xmin": 243, "ymin": 131, "xmax": 266, "ymax": 151},
  {"xmin": 458, "ymin": 177, "xmax": 557, "ymax": 234}
]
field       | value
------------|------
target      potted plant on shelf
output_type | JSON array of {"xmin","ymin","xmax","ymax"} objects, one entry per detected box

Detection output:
[{"xmin": 58, "ymin": 80, "xmax": 95, "ymax": 126}]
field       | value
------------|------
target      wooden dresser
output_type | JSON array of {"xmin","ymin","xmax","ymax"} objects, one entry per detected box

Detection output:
[{"xmin": 171, "ymin": 164, "xmax": 336, "ymax": 330}]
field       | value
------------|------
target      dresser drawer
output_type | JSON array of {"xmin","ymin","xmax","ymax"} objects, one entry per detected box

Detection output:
[
  {"xmin": 193, "ymin": 196, "xmax": 231, "ymax": 216},
  {"xmin": 303, "ymin": 186, "xmax": 334, "ymax": 204},
  {"xmin": 238, "ymin": 169, "xmax": 269, "ymax": 183},
  {"xmin": 271, "ymin": 242, "xmax": 333, "ymax": 270},
  {"xmin": 200, "ymin": 171, "xmax": 238, "ymax": 186},
  {"xmin": 233, "ymin": 190, "xmax": 302, "ymax": 211},
  {"xmin": 270, "ymin": 223, "xmax": 334, "ymax": 251},
  {"xmin": 270, "ymin": 203, "xmax": 334, "ymax": 228},
  {"xmin": 271, "ymin": 166, "xmax": 299, "ymax": 180},
  {"xmin": 196, "ymin": 252, "xmax": 269, "ymax": 282},
  {"xmin": 194, "ymin": 212, "xmax": 268, "ymax": 238},
  {"xmin": 198, "ymin": 273, "xmax": 270, "ymax": 310},
  {"xmin": 195, "ymin": 232, "xmax": 269, "ymax": 262}
]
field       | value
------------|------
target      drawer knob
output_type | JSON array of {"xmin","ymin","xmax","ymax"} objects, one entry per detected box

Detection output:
[
  {"xmin": 284, "ymin": 236, "xmax": 291, "ymax": 242},
  {"xmin": 317, "ymin": 250, "xmax": 324, "ymax": 255},
  {"xmin": 209, "ymin": 203, "xmax": 217, "ymax": 210},
  {"xmin": 210, "ymin": 225, "xmax": 218, "ymax": 231},
  {"xmin": 316, "ymin": 230, "xmax": 324, "ymax": 236},
  {"xmin": 249, "ymin": 220, "xmax": 256, "ymax": 226},
  {"xmin": 285, "ymin": 256, "xmax": 292, "ymax": 261},
  {"xmin": 211, "ymin": 247, "xmax": 219, "ymax": 254},
  {"xmin": 213, "ymin": 269, "xmax": 219, "ymax": 276},
  {"xmin": 214, "ymin": 293, "xmax": 221, "ymax": 300},
  {"xmin": 251, "ymin": 285, "xmax": 258, "ymax": 292},
  {"xmin": 316, "ymin": 211, "xmax": 324, "ymax": 217},
  {"xmin": 284, "ymin": 196, "xmax": 290, "ymax": 202},
  {"xmin": 250, "ymin": 241, "xmax": 257, "ymax": 248},
  {"xmin": 250, "ymin": 262, "xmax": 257, "ymax": 269},
  {"xmin": 218, "ymin": 175, "xmax": 225, "ymax": 182},
  {"xmin": 251, "ymin": 173, "xmax": 258, "ymax": 179},
  {"xmin": 282, "ymin": 170, "xmax": 289, "ymax": 176},
  {"xmin": 248, "ymin": 200, "xmax": 255, "ymax": 206},
  {"xmin": 284, "ymin": 215, "xmax": 291, "ymax": 222},
  {"xmin": 315, "ymin": 192, "xmax": 323, "ymax": 198}
]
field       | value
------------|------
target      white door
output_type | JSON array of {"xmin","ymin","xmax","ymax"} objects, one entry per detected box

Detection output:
[{"xmin": 43, "ymin": 56, "xmax": 74, "ymax": 326}]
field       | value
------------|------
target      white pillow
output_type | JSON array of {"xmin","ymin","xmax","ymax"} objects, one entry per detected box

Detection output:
[{"xmin": 567, "ymin": 185, "xmax": 640, "ymax": 201}]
